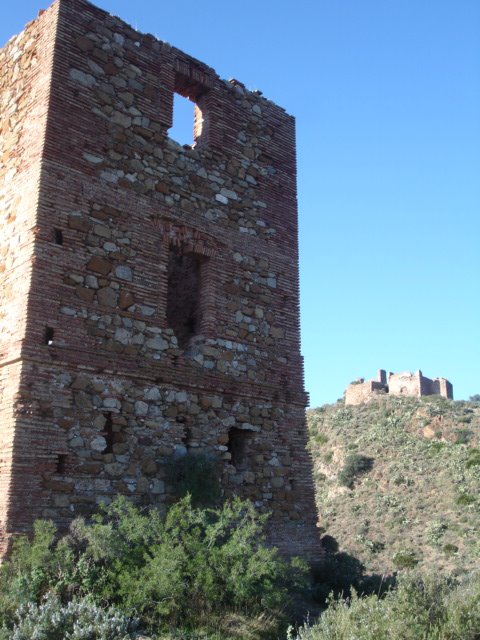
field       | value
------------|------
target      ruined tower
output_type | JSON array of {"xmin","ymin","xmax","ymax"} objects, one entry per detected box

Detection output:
[{"xmin": 0, "ymin": 0, "xmax": 320, "ymax": 560}]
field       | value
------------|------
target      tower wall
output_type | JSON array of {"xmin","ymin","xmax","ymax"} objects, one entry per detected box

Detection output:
[
  {"xmin": 0, "ymin": 0, "xmax": 320, "ymax": 561},
  {"xmin": 0, "ymin": 4, "xmax": 60, "ymax": 553}
]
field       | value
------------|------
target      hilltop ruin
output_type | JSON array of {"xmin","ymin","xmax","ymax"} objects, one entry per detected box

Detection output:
[{"xmin": 345, "ymin": 369, "xmax": 453, "ymax": 406}]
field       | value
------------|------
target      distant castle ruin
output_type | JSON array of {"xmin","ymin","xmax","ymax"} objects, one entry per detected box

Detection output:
[{"xmin": 345, "ymin": 370, "xmax": 453, "ymax": 406}]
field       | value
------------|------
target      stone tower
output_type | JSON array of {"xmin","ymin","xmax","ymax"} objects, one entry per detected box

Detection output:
[{"xmin": 0, "ymin": 0, "xmax": 320, "ymax": 560}]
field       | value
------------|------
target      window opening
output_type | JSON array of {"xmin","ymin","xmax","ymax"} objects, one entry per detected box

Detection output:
[
  {"xmin": 169, "ymin": 93, "xmax": 196, "ymax": 147},
  {"xmin": 169, "ymin": 70, "xmax": 208, "ymax": 148},
  {"xmin": 167, "ymin": 248, "xmax": 204, "ymax": 349},
  {"xmin": 102, "ymin": 412, "xmax": 114, "ymax": 454},
  {"xmin": 227, "ymin": 428, "xmax": 253, "ymax": 471},
  {"xmin": 56, "ymin": 454, "xmax": 67, "ymax": 474},
  {"xmin": 53, "ymin": 228, "xmax": 63, "ymax": 245},
  {"xmin": 44, "ymin": 326, "xmax": 54, "ymax": 345}
]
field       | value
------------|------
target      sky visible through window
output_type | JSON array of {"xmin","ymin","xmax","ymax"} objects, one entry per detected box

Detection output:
[{"xmin": 170, "ymin": 93, "xmax": 195, "ymax": 147}]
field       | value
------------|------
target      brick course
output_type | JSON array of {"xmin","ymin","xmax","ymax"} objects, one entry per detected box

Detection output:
[{"xmin": 0, "ymin": 0, "xmax": 321, "ymax": 561}]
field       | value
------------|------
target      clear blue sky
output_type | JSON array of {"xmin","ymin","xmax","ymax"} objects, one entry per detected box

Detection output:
[{"xmin": 3, "ymin": 1, "xmax": 480, "ymax": 407}]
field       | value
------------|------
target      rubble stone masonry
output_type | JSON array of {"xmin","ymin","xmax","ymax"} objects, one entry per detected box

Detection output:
[{"xmin": 0, "ymin": 0, "xmax": 321, "ymax": 561}]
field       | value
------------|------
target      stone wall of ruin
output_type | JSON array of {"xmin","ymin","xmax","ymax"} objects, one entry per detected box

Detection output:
[
  {"xmin": 435, "ymin": 378, "xmax": 453, "ymax": 399},
  {"xmin": 388, "ymin": 371, "xmax": 422, "ymax": 397},
  {"xmin": 344, "ymin": 380, "xmax": 386, "ymax": 406},
  {"xmin": 0, "ymin": 4, "xmax": 59, "ymax": 554},
  {"xmin": 0, "ymin": 0, "xmax": 320, "ymax": 561}
]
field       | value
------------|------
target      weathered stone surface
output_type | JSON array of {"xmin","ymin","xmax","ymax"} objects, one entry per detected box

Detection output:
[
  {"xmin": 118, "ymin": 290, "xmax": 134, "ymax": 309},
  {"xmin": 69, "ymin": 67, "xmax": 95, "ymax": 87},
  {"xmin": 87, "ymin": 256, "xmax": 112, "ymax": 275},
  {"xmin": 134, "ymin": 401, "xmax": 149, "ymax": 416},
  {"xmin": 91, "ymin": 436, "xmax": 107, "ymax": 452},
  {"xmin": 145, "ymin": 336, "xmax": 168, "ymax": 351},
  {"xmin": 97, "ymin": 287, "xmax": 118, "ymax": 307},
  {"xmin": 115, "ymin": 265, "xmax": 133, "ymax": 281},
  {"xmin": 76, "ymin": 286, "xmax": 95, "ymax": 303}
]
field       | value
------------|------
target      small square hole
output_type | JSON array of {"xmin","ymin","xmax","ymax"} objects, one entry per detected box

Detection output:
[
  {"xmin": 44, "ymin": 326, "xmax": 54, "ymax": 345},
  {"xmin": 56, "ymin": 454, "xmax": 67, "ymax": 474}
]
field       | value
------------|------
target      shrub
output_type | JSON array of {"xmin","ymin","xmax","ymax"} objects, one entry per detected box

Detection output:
[
  {"xmin": 337, "ymin": 454, "xmax": 373, "ymax": 488},
  {"xmin": 456, "ymin": 492, "xmax": 476, "ymax": 506},
  {"xmin": 455, "ymin": 429, "xmax": 473, "ymax": 444},
  {"xmin": 427, "ymin": 441, "xmax": 446, "ymax": 455},
  {"xmin": 92, "ymin": 497, "xmax": 308, "ymax": 626},
  {"xmin": 443, "ymin": 543, "xmax": 459, "ymax": 557},
  {"xmin": 11, "ymin": 594, "xmax": 136, "ymax": 640},
  {"xmin": 427, "ymin": 521, "xmax": 448, "ymax": 545},
  {"xmin": 288, "ymin": 572, "xmax": 480, "ymax": 640},
  {"xmin": 392, "ymin": 550, "xmax": 418, "ymax": 569},
  {"xmin": 466, "ymin": 448, "xmax": 480, "ymax": 469},
  {"xmin": 0, "ymin": 496, "xmax": 308, "ymax": 635},
  {"xmin": 0, "ymin": 520, "xmax": 77, "ymax": 627}
]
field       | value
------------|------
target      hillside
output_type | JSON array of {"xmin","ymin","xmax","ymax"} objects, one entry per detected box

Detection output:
[{"xmin": 308, "ymin": 396, "xmax": 480, "ymax": 577}]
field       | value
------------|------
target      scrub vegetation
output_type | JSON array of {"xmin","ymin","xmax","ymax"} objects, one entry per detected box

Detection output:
[{"xmin": 308, "ymin": 396, "xmax": 480, "ymax": 576}]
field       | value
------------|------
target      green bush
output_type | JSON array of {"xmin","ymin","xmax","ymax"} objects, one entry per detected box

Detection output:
[
  {"xmin": 0, "ymin": 496, "xmax": 308, "ymax": 636},
  {"xmin": 392, "ymin": 550, "xmax": 418, "ymax": 569},
  {"xmin": 0, "ymin": 520, "xmax": 78, "ymax": 627},
  {"xmin": 83, "ymin": 496, "xmax": 308, "ymax": 626},
  {"xmin": 443, "ymin": 543, "xmax": 459, "ymax": 557},
  {"xmin": 337, "ymin": 454, "xmax": 374, "ymax": 488},
  {"xmin": 427, "ymin": 441, "xmax": 446, "ymax": 455},
  {"xmin": 11, "ymin": 594, "xmax": 136, "ymax": 640},
  {"xmin": 313, "ymin": 434, "xmax": 329, "ymax": 446},
  {"xmin": 466, "ymin": 448, "xmax": 480, "ymax": 469},
  {"xmin": 456, "ymin": 492, "xmax": 476, "ymax": 506},
  {"xmin": 455, "ymin": 428, "xmax": 473, "ymax": 444},
  {"xmin": 288, "ymin": 572, "xmax": 480, "ymax": 640},
  {"xmin": 427, "ymin": 521, "xmax": 448, "ymax": 545}
]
